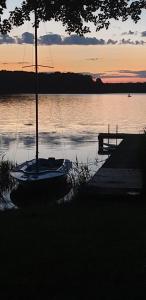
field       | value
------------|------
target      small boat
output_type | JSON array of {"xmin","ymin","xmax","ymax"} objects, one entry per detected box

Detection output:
[
  {"xmin": 11, "ymin": 158, "xmax": 72, "ymax": 186},
  {"xmin": 10, "ymin": 8, "xmax": 72, "ymax": 187}
]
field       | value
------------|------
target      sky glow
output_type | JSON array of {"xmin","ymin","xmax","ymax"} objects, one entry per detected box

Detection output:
[{"xmin": 1, "ymin": 0, "xmax": 146, "ymax": 82}]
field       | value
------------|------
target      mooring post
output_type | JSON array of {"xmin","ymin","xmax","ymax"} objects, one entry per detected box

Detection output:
[
  {"xmin": 108, "ymin": 124, "xmax": 110, "ymax": 145},
  {"xmin": 116, "ymin": 124, "xmax": 118, "ymax": 146},
  {"xmin": 98, "ymin": 134, "xmax": 103, "ymax": 153}
]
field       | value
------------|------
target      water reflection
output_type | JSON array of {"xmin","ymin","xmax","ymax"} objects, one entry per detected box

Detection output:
[
  {"xmin": 0, "ymin": 131, "xmax": 98, "ymax": 168},
  {"xmin": 0, "ymin": 93, "xmax": 145, "ymax": 209},
  {"xmin": 0, "ymin": 93, "xmax": 146, "ymax": 166},
  {"xmin": 0, "ymin": 94, "xmax": 146, "ymax": 135},
  {"xmin": 0, "ymin": 131, "xmax": 98, "ymax": 149}
]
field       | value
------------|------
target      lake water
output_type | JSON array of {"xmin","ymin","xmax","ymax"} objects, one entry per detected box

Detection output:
[{"xmin": 0, "ymin": 93, "xmax": 146, "ymax": 170}]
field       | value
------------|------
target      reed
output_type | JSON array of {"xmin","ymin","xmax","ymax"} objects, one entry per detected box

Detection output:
[
  {"xmin": 69, "ymin": 157, "xmax": 91, "ymax": 192},
  {"xmin": 0, "ymin": 158, "xmax": 15, "ymax": 192}
]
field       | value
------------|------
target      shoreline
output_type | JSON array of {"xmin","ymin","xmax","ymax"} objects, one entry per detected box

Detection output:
[{"xmin": 1, "ymin": 91, "xmax": 146, "ymax": 95}]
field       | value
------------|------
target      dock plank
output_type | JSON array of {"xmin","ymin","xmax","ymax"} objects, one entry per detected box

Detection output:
[{"xmin": 87, "ymin": 134, "xmax": 143, "ymax": 196}]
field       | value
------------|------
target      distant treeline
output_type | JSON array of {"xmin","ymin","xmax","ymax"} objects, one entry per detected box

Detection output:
[{"xmin": 0, "ymin": 71, "xmax": 146, "ymax": 94}]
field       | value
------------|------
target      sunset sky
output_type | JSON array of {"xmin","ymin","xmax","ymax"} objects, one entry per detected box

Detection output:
[{"xmin": 1, "ymin": 0, "xmax": 146, "ymax": 83}]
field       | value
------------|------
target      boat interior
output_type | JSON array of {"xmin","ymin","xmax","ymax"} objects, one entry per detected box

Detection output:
[{"xmin": 25, "ymin": 158, "xmax": 64, "ymax": 172}]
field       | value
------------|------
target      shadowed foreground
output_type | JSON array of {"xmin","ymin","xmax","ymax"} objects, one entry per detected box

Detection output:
[
  {"xmin": 0, "ymin": 197, "xmax": 146, "ymax": 299},
  {"xmin": 0, "ymin": 135, "xmax": 146, "ymax": 299}
]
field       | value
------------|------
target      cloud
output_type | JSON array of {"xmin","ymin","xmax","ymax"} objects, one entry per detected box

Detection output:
[
  {"xmin": 38, "ymin": 34, "xmax": 118, "ymax": 46},
  {"xmin": 0, "ymin": 61, "xmax": 29, "ymax": 65},
  {"xmin": 122, "ymin": 30, "xmax": 136, "ymax": 35},
  {"xmin": 119, "ymin": 70, "xmax": 146, "ymax": 78},
  {"xmin": 63, "ymin": 35, "xmax": 105, "ymax": 45},
  {"xmin": 85, "ymin": 57, "xmax": 101, "ymax": 61},
  {"xmin": 135, "ymin": 40, "xmax": 145, "ymax": 45},
  {"xmin": 99, "ymin": 70, "xmax": 146, "ymax": 79},
  {"xmin": 0, "ymin": 32, "xmax": 107, "ymax": 45},
  {"xmin": 39, "ymin": 34, "xmax": 62, "ymax": 45},
  {"xmin": 17, "ymin": 32, "xmax": 34, "ymax": 44},
  {"xmin": 107, "ymin": 39, "xmax": 118, "ymax": 45},
  {"xmin": 120, "ymin": 38, "xmax": 145, "ymax": 45},
  {"xmin": 0, "ymin": 34, "xmax": 15, "ymax": 44},
  {"xmin": 0, "ymin": 32, "xmax": 145, "ymax": 46},
  {"xmin": 141, "ymin": 31, "xmax": 146, "ymax": 37}
]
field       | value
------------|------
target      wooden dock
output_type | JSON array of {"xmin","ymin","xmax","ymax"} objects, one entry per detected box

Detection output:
[
  {"xmin": 98, "ymin": 132, "xmax": 140, "ymax": 154},
  {"xmin": 87, "ymin": 133, "xmax": 144, "ymax": 196}
]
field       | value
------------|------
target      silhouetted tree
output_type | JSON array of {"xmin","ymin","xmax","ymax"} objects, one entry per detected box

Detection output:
[
  {"xmin": 0, "ymin": 0, "xmax": 146, "ymax": 34},
  {"xmin": 0, "ymin": 0, "xmax": 6, "ymax": 13},
  {"xmin": 0, "ymin": 71, "xmax": 145, "ymax": 94},
  {"xmin": 0, "ymin": 0, "xmax": 11, "ymax": 32}
]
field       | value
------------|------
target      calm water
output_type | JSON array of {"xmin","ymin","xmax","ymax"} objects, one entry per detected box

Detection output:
[{"xmin": 0, "ymin": 93, "xmax": 146, "ymax": 168}]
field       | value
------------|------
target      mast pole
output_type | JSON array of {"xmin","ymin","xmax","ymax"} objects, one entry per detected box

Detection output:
[{"xmin": 35, "ymin": 7, "xmax": 39, "ymax": 164}]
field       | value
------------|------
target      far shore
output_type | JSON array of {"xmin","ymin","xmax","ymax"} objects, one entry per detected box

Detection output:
[{"xmin": 0, "ymin": 70, "xmax": 146, "ymax": 94}]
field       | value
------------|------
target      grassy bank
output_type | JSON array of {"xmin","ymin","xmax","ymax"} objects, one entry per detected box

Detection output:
[
  {"xmin": 0, "ymin": 199, "xmax": 146, "ymax": 299},
  {"xmin": 0, "ymin": 138, "xmax": 146, "ymax": 299}
]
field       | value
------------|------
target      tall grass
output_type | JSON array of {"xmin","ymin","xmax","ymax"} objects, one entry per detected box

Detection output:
[
  {"xmin": 69, "ymin": 157, "xmax": 91, "ymax": 191},
  {"xmin": 0, "ymin": 158, "xmax": 15, "ymax": 193}
]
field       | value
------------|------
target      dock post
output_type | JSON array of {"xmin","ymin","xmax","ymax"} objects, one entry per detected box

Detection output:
[
  {"xmin": 108, "ymin": 124, "xmax": 110, "ymax": 145},
  {"xmin": 116, "ymin": 125, "xmax": 118, "ymax": 146},
  {"xmin": 98, "ymin": 134, "xmax": 103, "ymax": 153}
]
